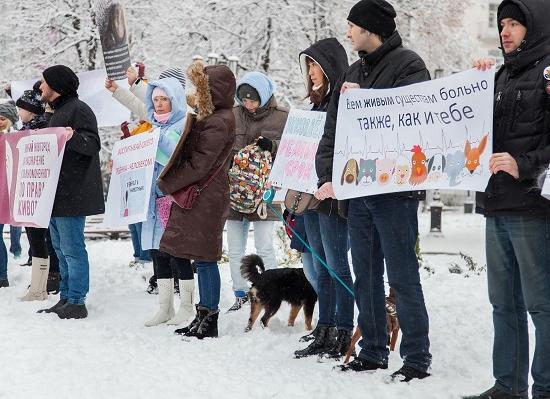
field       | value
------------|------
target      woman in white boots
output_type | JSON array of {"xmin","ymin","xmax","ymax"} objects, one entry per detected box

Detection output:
[
  {"xmin": 14, "ymin": 88, "xmax": 51, "ymax": 300},
  {"xmin": 141, "ymin": 76, "xmax": 194, "ymax": 327}
]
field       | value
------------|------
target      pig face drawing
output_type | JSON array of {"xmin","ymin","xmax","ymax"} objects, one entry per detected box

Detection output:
[{"xmin": 376, "ymin": 158, "xmax": 396, "ymax": 185}]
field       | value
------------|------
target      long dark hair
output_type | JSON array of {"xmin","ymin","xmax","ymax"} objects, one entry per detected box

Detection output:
[{"xmin": 305, "ymin": 57, "xmax": 328, "ymax": 107}]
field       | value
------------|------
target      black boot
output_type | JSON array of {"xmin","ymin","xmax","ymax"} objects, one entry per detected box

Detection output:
[
  {"xmin": 319, "ymin": 329, "xmax": 354, "ymax": 361},
  {"xmin": 146, "ymin": 275, "xmax": 158, "ymax": 294},
  {"xmin": 0, "ymin": 279, "xmax": 9, "ymax": 288},
  {"xmin": 47, "ymin": 273, "xmax": 60, "ymax": 295},
  {"xmin": 57, "ymin": 303, "xmax": 88, "ymax": 319},
  {"xmin": 299, "ymin": 325, "xmax": 320, "ymax": 342},
  {"xmin": 388, "ymin": 365, "xmax": 430, "ymax": 383},
  {"xmin": 335, "ymin": 357, "xmax": 388, "ymax": 372},
  {"xmin": 37, "ymin": 299, "xmax": 67, "ymax": 313},
  {"xmin": 174, "ymin": 305, "xmax": 208, "ymax": 336},
  {"xmin": 462, "ymin": 385, "xmax": 527, "ymax": 399},
  {"xmin": 192, "ymin": 309, "xmax": 219, "ymax": 339},
  {"xmin": 294, "ymin": 326, "xmax": 337, "ymax": 358}
]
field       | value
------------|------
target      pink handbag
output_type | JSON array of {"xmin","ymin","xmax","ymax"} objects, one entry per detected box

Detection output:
[{"xmin": 156, "ymin": 196, "xmax": 173, "ymax": 229}]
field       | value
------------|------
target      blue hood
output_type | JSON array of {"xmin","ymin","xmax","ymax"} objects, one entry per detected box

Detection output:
[
  {"xmin": 146, "ymin": 77, "xmax": 186, "ymax": 127},
  {"xmin": 235, "ymin": 72, "xmax": 275, "ymax": 108}
]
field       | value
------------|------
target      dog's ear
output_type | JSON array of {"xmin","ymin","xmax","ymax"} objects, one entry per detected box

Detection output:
[{"xmin": 341, "ymin": 162, "xmax": 348, "ymax": 185}]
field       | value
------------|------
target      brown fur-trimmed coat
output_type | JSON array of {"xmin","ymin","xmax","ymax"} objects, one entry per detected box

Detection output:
[{"xmin": 157, "ymin": 63, "xmax": 236, "ymax": 261}]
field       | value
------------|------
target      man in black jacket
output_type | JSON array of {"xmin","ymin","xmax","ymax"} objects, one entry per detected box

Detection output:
[
  {"xmin": 315, "ymin": 0, "xmax": 432, "ymax": 382},
  {"xmin": 466, "ymin": 1, "xmax": 550, "ymax": 398},
  {"xmin": 37, "ymin": 65, "xmax": 105, "ymax": 319}
]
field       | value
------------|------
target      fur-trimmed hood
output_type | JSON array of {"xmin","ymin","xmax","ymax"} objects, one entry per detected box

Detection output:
[{"xmin": 187, "ymin": 62, "xmax": 236, "ymax": 120}]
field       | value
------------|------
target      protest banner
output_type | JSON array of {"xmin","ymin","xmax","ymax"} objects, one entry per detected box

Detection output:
[
  {"xmin": 333, "ymin": 68, "xmax": 495, "ymax": 200},
  {"xmin": 103, "ymin": 128, "xmax": 160, "ymax": 227},
  {"xmin": 96, "ymin": 0, "xmax": 132, "ymax": 81},
  {"xmin": 269, "ymin": 109, "xmax": 326, "ymax": 194},
  {"xmin": 11, "ymin": 69, "xmax": 131, "ymax": 128},
  {"xmin": 0, "ymin": 128, "xmax": 68, "ymax": 227},
  {"xmin": 541, "ymin": 167, "xmax": 550, "ymax": 200}
]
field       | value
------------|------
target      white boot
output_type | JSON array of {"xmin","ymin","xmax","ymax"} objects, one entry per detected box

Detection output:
[
  {"xmin": 144, "ymin": 278, "xmax": 175, "ymax": 327},
  {"xmin": 20, "ymin": 257, "xmax": 49, "ymax": 301},
  {"xmin": 166, "ymin": 279, "xmax": 195, "ymax": 325}
]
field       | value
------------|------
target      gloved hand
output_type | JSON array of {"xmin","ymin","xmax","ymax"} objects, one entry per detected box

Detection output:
[{"xmin": 257, "ymin": 137, "xmax": 273, "ymax": 152}]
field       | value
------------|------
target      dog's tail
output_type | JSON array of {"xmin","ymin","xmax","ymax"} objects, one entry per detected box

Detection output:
[{"xmin": 240, "ymin": 254, "xmax": 265, "ymax": 285}]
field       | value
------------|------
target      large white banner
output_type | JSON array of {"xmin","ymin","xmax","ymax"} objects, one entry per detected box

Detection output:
[
  {"xmin": 103, "ymin": 129, "xmax": 160, "ymax": 227},
  {"xmin": 269, "ymin": 110, "xmax": 326, "ymax": 194},
  {"xmin": 11, "ymin": 69, "xmax": 131, "ymax": 127},
  {"xmin": 0, "ymin": 128, "xmax": 68, "ymax": 228},
  {"xmin": 333, "ymin": 68, "xmax": 495, "ymax": 200}
]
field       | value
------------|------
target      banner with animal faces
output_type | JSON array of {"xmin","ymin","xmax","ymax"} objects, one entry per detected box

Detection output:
[
  {"xmin": 333, "ymin": 68, "xmax": 495, "ymax": 199},
  {"xmin": 103, "ymin": 128, "xmax": 160, "ymax": 227},
  {"xmin": 0, "ymin": 128, "xmax": 68, "ymax": 227}
]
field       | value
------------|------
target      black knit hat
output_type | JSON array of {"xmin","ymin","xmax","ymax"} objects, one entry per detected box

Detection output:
[
  {"xmin": 498, "ymin": 3, "xmax": 526, "ymax": 27},
  {"xmin": 347, "ymin": 0, "xmax": 397, "ymax": 38},
  {"xmin": 42, "ymin": 65, "xmax": 79, "ymax": 96},
  {"xmin": 237, "ymin": 84, "xmax": 261, "ymax": 103},
  {"xmin": 16, "ymin": 90, "xmax": 45, "ymax": 115}
]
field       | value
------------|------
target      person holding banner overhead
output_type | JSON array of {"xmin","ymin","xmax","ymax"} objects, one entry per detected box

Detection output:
[
  {"xmin": 140, "ymin": 76, "xmax": 192, "ymax": 328},
  {"xmin": 36, "ymin": 65, "xmax": 104, "ymax": 319},
  {"xmin": 466, "ymin": 1, "xmax": 550, "ymax": 398},
  {"xmin": 293, "ymin": 38, "xmax": 355, "ymax": 361},
  {"xmin": 315, "ymin": 0, "xmax": 433, "ymax": 382}
]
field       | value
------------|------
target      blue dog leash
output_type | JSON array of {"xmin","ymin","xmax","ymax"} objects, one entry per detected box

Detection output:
[{"xmin": 262, "ymin": 189, "xmax": 354, "ymax": 298}]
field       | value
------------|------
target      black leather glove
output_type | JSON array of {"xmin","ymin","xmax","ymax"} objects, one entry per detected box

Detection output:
[{"xmin": 257, "ymin": 137, "xmax": 273, "ymax": 152}]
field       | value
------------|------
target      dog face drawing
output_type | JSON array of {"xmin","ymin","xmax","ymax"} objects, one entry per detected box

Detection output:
[
  {"xmin": 376, "ymin": 158, "xmax": 396, "ymax": 185},
  {"xmin": 341, "ymin": 159, "xmax": 359, "ymax": 185},
  {"xmin": 445, "ymin": 150, "xmax": 466, "ymax": 187},
  {"xmin": 427, "ymin": 153, "xmax": 446, "ymax": 183},
  {"xmin": 359, "ymin": 158, "xmax": 377, "ymax": 185}
]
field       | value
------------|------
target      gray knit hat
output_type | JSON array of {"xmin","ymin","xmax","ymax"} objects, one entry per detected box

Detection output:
[
  {"xmin": 0, "ymin": 101, "xmax": 18, "ymax": 125},
  {"xmin": 159, "ymin": 67, "xmax": 186, "ymax": 91}
]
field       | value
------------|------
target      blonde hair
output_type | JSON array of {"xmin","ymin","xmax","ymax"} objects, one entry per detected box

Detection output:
[{"xmin": 0, "ymin": 116, "xmax": 13, "ymax": 133}]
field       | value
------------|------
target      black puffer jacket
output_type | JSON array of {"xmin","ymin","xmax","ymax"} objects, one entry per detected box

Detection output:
[
  {"xmin": 316, "ymin": 32, "xmax": 430, "ymax": 199},
  {"xmin": 477, "ymin": 0, "xmax": 550, "ymax": 216},
  {"xmin": 300, "ymin": 37, "xmax": 349, "ymax": 217},
  {"xmin": 48, "ymin": 95, "xmax": 105, "ymax": 217}
]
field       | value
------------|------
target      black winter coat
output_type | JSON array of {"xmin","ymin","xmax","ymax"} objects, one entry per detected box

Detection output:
[
  {"xmin": 48, "ymin": 95, "xmax": 105, "ymax": 217},
  {"xmin": 477, "ymin": 0, "xmax": 550, "ymax": 216},
  {"xmin": 316, "ymin": 32, "xmax": 430, "ymax": 200},
  {"xmin": 300, "ymin": 37, "xmax": 349, "ymax": 217}
]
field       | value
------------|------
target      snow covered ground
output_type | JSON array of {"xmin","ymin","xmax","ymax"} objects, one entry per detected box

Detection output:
[{"xmin": 0, "ymin": 210, "xmax": 535, "ymax": 399}]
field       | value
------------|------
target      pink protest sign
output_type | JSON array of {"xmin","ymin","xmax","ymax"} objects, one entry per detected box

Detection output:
[{"xmin": 0, "ymin": 128, "xmax": 68, "ymax": 227}]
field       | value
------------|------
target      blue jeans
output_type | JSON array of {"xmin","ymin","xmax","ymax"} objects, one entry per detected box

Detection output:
[
  {"xmin": 196, "ymin": 261, "xmax": 220, "ymax": 311},
  {"xmin": 304, "ymin": 211, "xmax": 354, "ymax": 331},
  {"xmin": 348, "ymin": 195, "xmax": 431, "ymax": 372},
  {"xmin": 301, "ymin": 252, "xmax": 318, "ymax": 294},
  {"xmin": 9, "ymin": 226, "xmax": 22, "ymax": 256},
  {"xmin": 0, "ymin": 225, "xmax": 7, "ymax": 281},
  {"xmin": 49, "ymin": 217, "xmax": 89, "ymax": 305},
  {"xmin": 486, "ymin": 216, "xmax": 550, "ymax": 397},
  {"xmin": 129, "ymin": 222, "xmax": 151, "ymax": 262}
]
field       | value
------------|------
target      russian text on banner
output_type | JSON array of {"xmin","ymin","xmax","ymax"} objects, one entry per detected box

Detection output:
[
  {"xmin": 269, "ymin": 109, "xmax": 326, "ymax": 194},
  {"xmin": 103, "ymin": 128, "xmax": 160, "ymax": 227},
  {"xmin": 0, "ymin": 128, "xmax": 68, "ymax": 228},
  {"xmin": 333, "ymin": 68, "xmax": 495, "ymax": 200}
]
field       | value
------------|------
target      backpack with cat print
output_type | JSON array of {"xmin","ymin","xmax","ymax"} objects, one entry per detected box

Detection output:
[{"xmin": 229, "ymin": 142, "xmax": 272, "ymax": 218}]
